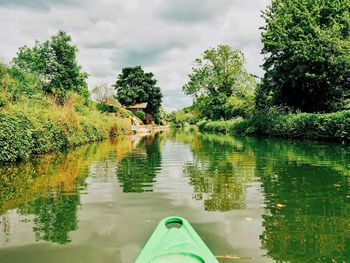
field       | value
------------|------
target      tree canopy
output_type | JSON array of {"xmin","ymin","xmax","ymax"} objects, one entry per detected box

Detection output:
[
  {"xmin": 114, "ymin": 66, "xmax": 163, "ymax": 116},
  {"xmin": 13, "ymin": 31, "xmax": 88, "ymax": 103},
  {"xmin": 183, "ymin": 45, "xmax": 256, "ymax": 120},
  {"xmin": 259, "ymin": 0, "xmax": 350, "ymax": 112}
]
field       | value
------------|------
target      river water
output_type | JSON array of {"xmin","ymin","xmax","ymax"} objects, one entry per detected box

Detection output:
[{"xmin": 0, "ymin": 129, "xmax": 349, "ymax": 262}]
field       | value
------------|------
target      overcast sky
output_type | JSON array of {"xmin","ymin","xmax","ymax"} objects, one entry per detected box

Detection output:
[{"xmin": 0, "ymin": 0, "xmax": 270, "ymax": 111}]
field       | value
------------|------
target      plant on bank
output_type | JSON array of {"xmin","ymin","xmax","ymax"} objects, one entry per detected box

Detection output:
[
  {"xmin": 170, "ymin": 105, "xmax": 201, "ymax": 126},
  {"xmin": 134, "ymin": 110, "xmax": 145, "ymax": 121},
  {"xmin": 197, "ymin": 109, "xmax": 350, "ymax": 140},
  {"xmin": 0, "ymin": 94, "xmax": 131, "ymax": 162}
]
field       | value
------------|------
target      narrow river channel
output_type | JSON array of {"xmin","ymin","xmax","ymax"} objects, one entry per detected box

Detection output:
[{"xmin": 0, "ymin": 129, "xmax": 349, "ymax": 262}]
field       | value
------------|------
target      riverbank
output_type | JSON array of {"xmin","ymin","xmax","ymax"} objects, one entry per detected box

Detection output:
[
  {"xmin": 0, "ymin": 95, "xmax": 131, "ymax": 163},
  {"xmin": 0, "ymin": 98, "xmax": 131, "ymax": 162},
  {"xmin": 0, "ymin": 62, "xmax": 134, "ymax": 163},
  {"xmin": 197, "ymin": 110, "xmax": 350, "ymax": 141}
]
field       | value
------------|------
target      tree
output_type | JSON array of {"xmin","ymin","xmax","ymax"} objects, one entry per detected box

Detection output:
[
  {"xmin": 13, "ymin": 31, "xmax": 88, "ymax": 103},
  {"xmin": 183, "ymin": 45, "xmax": 256, "ymax": 120},
  {"xmin": 114, "ymin": 66, "xmax": 163, "ymax": 116},
  {"xmin": 260, "ymin": 0, "xmax": 350, "ymax": 112},
  {"xmin": 91, "ymin": 82, "xmax": 115, "ymax": 103}
]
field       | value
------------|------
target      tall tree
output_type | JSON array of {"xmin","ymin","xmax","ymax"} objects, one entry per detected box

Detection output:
[
  {"xmin": 114, "ymin": 66, "xmax": 163, "ymax": 116},
  {"xmin": 13, "ymin": 31, "xmax": 88, "ymax": 103},
  {"xmin": 183, "ymin": 45, "xmax": 256, "ymax": 120},
  {"xmin": 259, "ymin": 0, "xmax": 350, "ymax": 112}
]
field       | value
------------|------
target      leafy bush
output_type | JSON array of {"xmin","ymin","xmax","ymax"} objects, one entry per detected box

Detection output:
[
  {"xmin": 0, "ymin": 113, "xmax": 34, "ymax": 162},
  {"xmin": 0, "ymin": 93, "xmax": 9, "ymax": 108},
  {"xmin": 171, "ymin": 110, "xmax": 199, "ymax": 125},
  {"xmin": 96, "ymin": 102, "xmax": 114, "ymax": 113},
  {"xmin": 0, "ymin": 63, "xmax": 41, "ymax": 102},
  {"xmin": 198, "ymin": 110, "xmax": 350, "ymax": 141},
  {"xmin": 134, "ymin": 110, "xmax": 145, "ymax": 120},
  {"xmin": 116, "ymin": 107, "xmax": 133, "ymax": 118},
  {"xmin": 197, "ymin": 118, "xmax": 244, "ymax": 133},
  {"xmin": 196, "ymin": 120, "xmax": 208, "ymax": 130}
]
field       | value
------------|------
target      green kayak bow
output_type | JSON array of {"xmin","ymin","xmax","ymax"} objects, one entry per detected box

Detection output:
[{"xmin": 135, "ymin": 216, "xmax": 219, "ymax": 263}]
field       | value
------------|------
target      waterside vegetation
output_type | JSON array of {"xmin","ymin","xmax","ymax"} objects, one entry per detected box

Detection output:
[
  {"xmin": 0, "ymin": 32, "xmax": 134, "ymax": 163},
  {"xmin": 0, "ymin": 62, "xmax": 131, "ymax": 162},
  {"xmin": 197, "ymin": 109, "xmax": 350, "ymax": 141},
  {"xmin": 172, "ymin": 0, "xmax": 350, "ymax": 141}
]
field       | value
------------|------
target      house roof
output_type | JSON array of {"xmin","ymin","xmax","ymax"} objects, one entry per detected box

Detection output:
[{"xmin": 126, "ymin": 102, "xmax": 148, "ymax": 109}]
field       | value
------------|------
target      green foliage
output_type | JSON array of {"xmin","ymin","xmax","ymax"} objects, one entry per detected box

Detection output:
[
  {"xmin": 0, "ymin": 95, "xmax": 9, "ymax": 108},
  {"xmin": 183, "ymin": 44, "xmax": 257, "ymax": 120},
  {"xmin": 116, "ymin": 107, "xmax": 133, "ymax": 118},
  {"xmin": 0, "ymin": 106, "xmax": 131, "ymax": 162},
  {"xmin": 170, "ymin": 106, "xmax": 200, "ymax": 125},
  {"xmin": 0, "ymin": 64, "xmax": 131, "ymax": 162},
  {"xmin": 0, "ymin": 62, "xmax": 41, "ymax": 102},
  {"xmin": 0, "ymin": 113, "xmax": 34, "ymax": 162},
  {"xmin": 155, "ymin": 107, "xmax": 172, "ymax": 125},
  {"xmin": 134, "ymin": 110, "xmax": 145, "ymax": 120},
  {"xmin": 260, "ymin": 0, "xmax": 350, "ymax": 112},
  {"xmin": 198, "ymin": 110, "xmax": 350, "ymax": 141},
  {"xmin": 227, "ymin": 93, "xmax": 255, "ymax": 118},
  {"xmin": 13, "ymin": 31, "xmax": 88, "ymax": 103},
  {"xmin": 96, "ymin": 102, "xmax": 113, "ymax": 113},
  {"xmin": 114, "ymin": 66, "xmax": 163, "ymax": 116},
  {"xmin": 196, "ymin": 118, "xmax": 244, "ymax": 133}
]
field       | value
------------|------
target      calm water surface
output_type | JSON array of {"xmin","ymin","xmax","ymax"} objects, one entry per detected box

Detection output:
[{"xmin": 0, "ymin": 129, "xmax": 349, "ymax": 262}]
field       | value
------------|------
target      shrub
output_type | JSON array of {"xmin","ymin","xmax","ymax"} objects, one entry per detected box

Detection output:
[
  {"xmin": 196, "ymin": 120, "xmax": 208, "ymax": 130},
  {"xmin": 134, "ymin": 110, "xmax": 145, "ymax": 120},
  {"xmin": 0, "ymin": 93, "xmax": 9, "ymax": 108},
  {"xmin": 0, "ymin": 63, "xmax": 41, "ymax": 102},
  {"xmin": 0, "ymin": 113, "xmax": 34, "ymax": 162},
  {"xmin": 197, "ymin": 110, "xmax": 350, "ymax": 141},
  {"xmin": 116, "ymin": 107, "xmax": 133, "ymax": 118}
]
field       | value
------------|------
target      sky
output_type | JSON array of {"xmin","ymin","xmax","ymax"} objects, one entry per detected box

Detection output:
[{"xmin": 0, "ymin": 0, "xmax": 270, "ymax": 111}]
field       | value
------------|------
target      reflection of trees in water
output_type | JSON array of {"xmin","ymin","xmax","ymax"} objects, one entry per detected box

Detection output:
[
  {"xmin": 180, "ymin": 131, "xmax": 350, "ymax": 260},
  {"xmin": 0, "ymin": 143, "xmax": 114, "ymax": 244},
  {"xmin": 0, "ymin": 135, "xmax": 165, "ymax": 244},
  {"xmin": 181, "ymin": 132, "xmax": 256, "ymax": 211},
  {"xmin": 254, "ymin": 140, "xmax": 350, "ymax": 262},
  {"xmin": 116, "ymin": 134, "xmax": 163, "ymax": 192},
  {"xmin": 20, "ymin": 191, "xmax": 80, "ymax": 244}
]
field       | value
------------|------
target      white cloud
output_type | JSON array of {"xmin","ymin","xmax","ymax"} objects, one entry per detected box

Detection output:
[{"xmin": 0, "ymin": 0, "xmax": 270, "ymax": 111}]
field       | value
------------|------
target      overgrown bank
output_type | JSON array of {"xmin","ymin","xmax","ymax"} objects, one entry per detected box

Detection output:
[
  {"xmin": 0, "ymin": 63, "xmax": 131, "ymax": 163},
  {"xmin": 197, "ymin": 110, "xmax": 350, "ymax": 141},
  {"xmin": 0, "ymin": 99, "xmax": 131, "ymax": 162}
]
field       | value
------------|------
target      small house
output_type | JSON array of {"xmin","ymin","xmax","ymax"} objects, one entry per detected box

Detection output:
[
  {"xmin": 125, "ymin": 102, "xmax": 148, "ymax": 113},
  {"xmin": 125, "ymin": 102, "xmax": 153, "ymax": 124}
]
